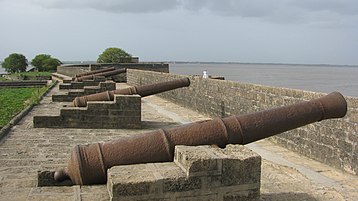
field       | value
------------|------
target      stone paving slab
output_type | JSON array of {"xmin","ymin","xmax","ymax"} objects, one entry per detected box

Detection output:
[{"xmin": 0, "ymin": 83, "xmax": 357, "ymax": 201}]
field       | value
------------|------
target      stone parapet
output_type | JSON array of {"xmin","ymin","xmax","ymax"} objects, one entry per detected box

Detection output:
[
  {"xmin": 127, "ymin": 69, "xmax": 358, "ymax": 175},
  {"xmin": 52, "ymin": 81, "xmax": 116, "ymax": 102},
  {"xmin": 108, "ymin": 145, "xmax": 261, "ymax": 201},
  {"xmin": 57, "ymin": 63, "xmax": 169, "ymax": 77},
  {"xmin": 33, "ymin": 94, "xmax": 141, "ymax": 129}
]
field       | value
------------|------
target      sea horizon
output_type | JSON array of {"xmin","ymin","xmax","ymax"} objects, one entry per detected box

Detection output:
[{"xmin": 1, "ymin": 61, "xmax": 357, "ymax": 97}]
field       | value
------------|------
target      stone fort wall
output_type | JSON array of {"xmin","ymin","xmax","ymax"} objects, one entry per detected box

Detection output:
[
  {"xmin": 127, "ymin": 69, "xmax": 358, "ymax": 175},
  {"xmin": 57, "ymin": 63, "xmax": 169, "ymax": 77}
]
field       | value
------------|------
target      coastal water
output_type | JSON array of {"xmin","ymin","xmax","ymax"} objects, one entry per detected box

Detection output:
[
  {"xmin": 1, "ymin": 63, "xmax": 357, "ymax": 97},
  {"xmin": 170, "ymin": 63, "xmax": 358, "ymax": 97}
]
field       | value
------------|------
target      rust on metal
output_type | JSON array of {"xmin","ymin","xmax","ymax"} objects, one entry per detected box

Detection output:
[
  {"xmin": 74, "ymin": 67, "xmax": 116, "ymax": 78},
  {"xmin": 71, "ymin": 78, "xmax": 191, "ymax": 107},
  {"xmin": 75, "ymin": 68, "xmax": 126, "ymax": 82},
  {"xmin": 55, "ymin": 92, "xmax": 347, "ymax": 185}
]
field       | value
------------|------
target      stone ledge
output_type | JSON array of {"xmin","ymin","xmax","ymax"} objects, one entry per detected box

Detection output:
[
  {"xmin": 108, "ymin": 145, "xmax": 261, "ymax": 201},
  {"xmin": 33, "ymin": 94, "xmax": 141, "ymax": 129},
  {"xmin": 51, "ymin": 72, "xmax": 72, "ymax": 82},
  {"xmin": 58, "ymin": 77, "xmax": 106, "ymax": 90},
  {"xmin": 52, "ymin": 81, "xmax": 116, "ymax": 102}
]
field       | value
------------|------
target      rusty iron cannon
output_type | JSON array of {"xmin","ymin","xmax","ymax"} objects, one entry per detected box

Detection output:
[
  {"xmin": 75, "ymin": 68, "xmax": 126, "ymax": 82},
  {"xmin": 71, "ymin": 78, "xmax": 191, "ymax": 107},
  {"xmin": 55, "ymin": 92, "xmax": 347, "ymax": 185},
  {"xmin": 74, "ymin": 67, "xmax": 116, "ymax": 79}
]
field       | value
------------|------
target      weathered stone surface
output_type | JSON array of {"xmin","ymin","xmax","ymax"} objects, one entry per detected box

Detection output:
[
  {"xmin": 174, "ymin": 145, "xmax": 224, "ymax": 177},
  {"xmin": 108, "ymin": 145, "xmax": 261, "ymax": 201},
  {"xmin": 33, "ymin": 94, "xmax": 141, "ymax": 129},
  {"xmin": 52, "ymin": 81, "xmax": 116, "ymax": 102}
]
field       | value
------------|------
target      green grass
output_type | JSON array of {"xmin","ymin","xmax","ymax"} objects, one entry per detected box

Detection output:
[
  {"xmin": 0, "ymin": 76, "xmax": 7, "ymax": 81},
  {"xmin": 0, "ymin": 85, "xmax": 52, "ymax": 128},
  {"xmin": 14, "ymin": 71, "xmax": 52, "ymax": 77}
]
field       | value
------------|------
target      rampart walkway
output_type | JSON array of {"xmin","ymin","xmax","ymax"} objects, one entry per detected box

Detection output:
[{"xmin": 0, "ymin": 84, "xmax": 357, "ymax": 201}]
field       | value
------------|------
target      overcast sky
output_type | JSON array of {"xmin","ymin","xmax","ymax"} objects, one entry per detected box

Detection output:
[{"xmin": 0, "ymin": 0, "xmax": 357, "ymax": 65}]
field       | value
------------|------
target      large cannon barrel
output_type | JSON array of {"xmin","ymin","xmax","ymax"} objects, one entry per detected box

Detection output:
[
  {"xmin": 55, "ymin": 92, "xmax": 347, "ymax": 185},
  {"xmin": 74, "ymin": 67, "xmax": 116, "ymax": 78},
  {"xmin": 71, "ymin": 78, "xmax": 191, "ymax": 107},
  {"xmin": 75, "ymin": 68, "xmax": 126, "ymax": 82}
]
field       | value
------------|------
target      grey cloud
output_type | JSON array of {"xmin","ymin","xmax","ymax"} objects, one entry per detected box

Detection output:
[
  {"xmin": 180, "ymin": 0, "xmax": 358, "ymax": 24},
  {"xmin": 9, "ymin": 0, "xmax": 358, "ymax": 24},
  {"xmin": 32, "ymin": 0, "xmax": 179, "ymax": 13},
  {"xmin": 180, "ymin": 0, "xmax": 283, "ymax": 17},
  {"xmin": 292, "ymin": 0, "xmax": 358, "ymax": 15}
]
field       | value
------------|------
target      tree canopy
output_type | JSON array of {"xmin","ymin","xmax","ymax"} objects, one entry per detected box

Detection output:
[
  {"xmin": 31, "ymin": 54, "xmax": 61, "ymax": 71},
  {"xmin": 2, "ymin": 53, "xmax": 28, "ymax": 73},
  {"xmin": 97, "ymin": 47, "xmax": 132, "ymax": 63}
]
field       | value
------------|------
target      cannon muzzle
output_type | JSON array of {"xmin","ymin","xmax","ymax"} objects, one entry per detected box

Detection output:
[
  {"xmin": 75, "ymin": 68, "xmax": 126, "ymax": 82},
  {"xmin": 56, "ymin": 92, "xmax": 347, "ymax": 185},
  {"xmin": 71, "ymin": 78, "xmax": 191, "ymax": 107}
]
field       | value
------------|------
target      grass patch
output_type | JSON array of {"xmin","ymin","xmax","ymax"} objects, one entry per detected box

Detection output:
[
  {"xmin": 0, "ymin": 83, "xmax": 54, "ymax": 128},
  {"xmin": 1, "ymin": 71, "xmax": 53, "ymax": 81},
  {"xmin": 14, "ymin": 71, "xmax": 52, "ymax": 77}
]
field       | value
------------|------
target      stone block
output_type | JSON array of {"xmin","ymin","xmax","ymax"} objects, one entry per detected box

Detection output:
[
  {"xmin": 162, "ymin": 177, "xmax": 201, "ymax": 193},
  {"xmin": 108, "ymin": 166, "xmax": 160, "ymax": 198},
  {"xmin": 108, "ymin": 145, "xmax": 261, "ymax": 201},
  {"xmin": 114, "ymin": 94, "xmax": 141, "ymax": 109},
  {"xmin": 122, "ymin": 110, "xmax": 141, "ymax": 117},
  {"xmin": 176, "ymin": 194, "xmax": 218, "ymax": 201},
  {"xmin": 220, "ymin": 145, "xmax": 261, "ymax": 185},
  {"xmin": 34, "ymin": 94, "xmax": 141, "ymax": 129},
  {"xmin": 33, "ymin": 116, "xmax": 62, "ymax": 128},
  {"xmin": 174, "ymin": 145, "xmax": 224, "ymax": 177}
]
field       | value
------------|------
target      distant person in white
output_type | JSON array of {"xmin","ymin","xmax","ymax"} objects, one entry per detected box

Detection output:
[{"xmin": 202, "ymin": 70, "xmax": 208, "ymax": 79}]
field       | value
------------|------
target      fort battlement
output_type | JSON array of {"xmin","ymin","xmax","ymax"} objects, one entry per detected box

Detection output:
[
  {"xmin": 33, "ymin": 94, "xmax": 141, "ymax": 129},
  {"xmin": 52, "ymin": 81, "xmax": 116, "ymax": 102},
  {"xmin": 57, "ymin": 63, "xmax": 169, "ymax": 78}
]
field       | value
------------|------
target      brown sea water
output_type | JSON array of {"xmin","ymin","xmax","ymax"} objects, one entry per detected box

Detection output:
[
  {"xmin": 169, "ymin": 63, "xmax": 358, "ymax": 97},
  {"xmin": 2, "ymin": 63, "xmax": 356, "ymax": 97}
]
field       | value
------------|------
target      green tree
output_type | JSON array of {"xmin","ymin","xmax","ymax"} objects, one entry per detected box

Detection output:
[
  {"xmin": 97, "ymin": 47, "xmax": 132, "ymax": 63},
  {"xmin": 31, "ymin": 54, "xmax": 51, "ymax": 70},
  {"xmin": 2, "ymin": 53, "xmax": 28, "ymax": 73},
  {"xmin": 42, "ymin": 58, "xmax": 61, "ymax": 71},
  {"xmin": 31, "ymin": 54, "xmax": 61, "ymax": 71}
]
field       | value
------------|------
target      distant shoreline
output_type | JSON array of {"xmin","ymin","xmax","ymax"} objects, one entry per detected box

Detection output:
[
  {"xmin": 2, "ymin": 60, "xmax": 358, "ymax": 67},
  {"xmin": 1, "ymin": 61, "xmax": 357, "ymax": 75},
  {"xmin": 164, "ymin": 61, "xmax": 358, "ymax": 68}
]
